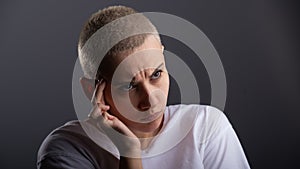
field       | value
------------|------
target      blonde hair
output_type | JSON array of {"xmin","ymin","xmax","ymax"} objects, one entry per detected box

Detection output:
[{"xmin": 78, "ymin": 5, "xmax": 161, "ymax": 79}]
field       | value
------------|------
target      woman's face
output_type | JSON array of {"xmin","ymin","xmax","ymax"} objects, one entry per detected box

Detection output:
[{"xmin": 100, "ymin": 36, "xmax": 169, "ymax": 135}]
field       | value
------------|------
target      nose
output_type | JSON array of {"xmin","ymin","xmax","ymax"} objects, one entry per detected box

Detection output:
[{"xmin": 137, "ymin": 83, "xmax": 152, "ymax": 111}]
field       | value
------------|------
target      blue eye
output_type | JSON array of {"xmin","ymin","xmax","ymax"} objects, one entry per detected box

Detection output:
[
  {"xmin": 151, "ymin": 70, "xmax": 162, "ymax": 79},
  {"xmin": 120, "ymin": 83, "xmax": 135, "ymax": 91}
]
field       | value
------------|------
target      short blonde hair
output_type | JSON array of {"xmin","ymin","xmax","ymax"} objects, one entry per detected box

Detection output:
[{"xmin": 78, "ymin": 5, "xmax": 161, "ymax": 79}]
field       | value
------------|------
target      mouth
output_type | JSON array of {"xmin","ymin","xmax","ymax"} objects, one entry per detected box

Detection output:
[{"xmin": 139, "ymin": 111, "xmax": 162, "ymax": 122}]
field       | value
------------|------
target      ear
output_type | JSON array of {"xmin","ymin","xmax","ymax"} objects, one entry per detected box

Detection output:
[
  {"xmin": 80, "ymin": 77, "xmax": 95, "ymax": 101},
  {"xmin": 161, "ymin": 45, "xmax": 164, "ymax": 52}
]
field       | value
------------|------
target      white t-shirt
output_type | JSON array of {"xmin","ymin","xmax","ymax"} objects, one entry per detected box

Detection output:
[
  {"xmin": 140, "ymin": 104, "xmax": 250, "ymax": 169},
  {"xmin": 37, "ymin": 104, "xmax": 251, "ymax": 169}
]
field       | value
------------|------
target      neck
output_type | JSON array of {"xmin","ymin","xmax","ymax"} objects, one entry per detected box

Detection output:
[
  {"xmin": 134, "ymin": 128, "xmax": 161, "ymax": 150},
  {"xmin": 133, "ymin": 126, "xmax": 161, "ymax": 138},
  {"xmin": 131, "ymin": 116, "xmax": 164, "ymax": 149},
  {"xmin": 133, "ymin": 115, "xmax": 164, "ymax": 138}
]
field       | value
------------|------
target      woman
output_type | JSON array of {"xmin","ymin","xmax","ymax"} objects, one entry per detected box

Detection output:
[{"xmin": 37, "ymin": 5, "xmax": 250, "ymax": 169}]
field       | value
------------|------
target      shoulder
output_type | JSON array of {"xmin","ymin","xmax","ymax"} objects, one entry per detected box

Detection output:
[
  {"xmin": 37, "ymin": 120, "xmax": 99, "ymax": 168},
  {"xmin": 166, "ymin": 104, "xmax": 228, "ymax": 125},
  {"xmin": 165, "ymin": 104, "xmax": 231, "ymax": 143},
  {"xmin": 166, "ymin": 104, "xmax": 223, "ymax": 114}
]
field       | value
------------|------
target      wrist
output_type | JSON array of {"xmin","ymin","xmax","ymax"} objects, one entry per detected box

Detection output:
[{"xmin": 119, "ymin": 143, "xmax": 142, "ymax": 158}]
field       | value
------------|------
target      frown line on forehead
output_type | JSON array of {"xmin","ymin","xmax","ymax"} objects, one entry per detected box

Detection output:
[{"xmin": 112, "ymin": 62, "xmax": 165, "ymax": 85}]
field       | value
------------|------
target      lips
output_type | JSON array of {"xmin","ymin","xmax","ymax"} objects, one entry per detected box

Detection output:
[{"xmin": 140, "ymin": 111, "xmax": 161, "ymax": 122}]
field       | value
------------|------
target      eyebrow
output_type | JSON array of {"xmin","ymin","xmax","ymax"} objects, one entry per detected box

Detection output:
[
  {"xmin": 114, "ymin": 62, "xmax": 164, "ymax": 86},
  {"xmin": 151, "ymin": 63, "xmax": 164, "ymax": 76}
]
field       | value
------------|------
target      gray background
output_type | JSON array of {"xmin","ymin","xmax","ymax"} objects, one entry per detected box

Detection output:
[{"xmin": 0, "ymin": 0, "xmax": 299, "ymax": 168}]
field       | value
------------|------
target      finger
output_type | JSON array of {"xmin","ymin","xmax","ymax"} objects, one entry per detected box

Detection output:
[
  {"xmin": 95, "ymin": 81, "xmax": 106, "ymax": 104},
  {"xmin": 98, "ymin": 104, "xmax": 110, "ymax": 111},
  {"xmin": 91, "ymin": 82, "xmax": 100, "ymax": 105},
  {"xmin": 88, "ymin": 105, "xmax": 101, "ymax": 119},
  {"xmin": 88, "ymin": 103, "xmax": 109, "ymax": 120},
  {"xmin": 101, "ymin": 112, "xmax": 135, "ymax": 137},
  {"xmin": 102, "ymin": 111, "xmax": 115, "ymax": 121},
  {"xmin": 96, "ymin": 112, "xmax": 113, "ymax": 131},
  {"xmin": 91, "ymin": 79, "xmax": 105, "ymax": 104},
  {"xmin": 100, "ymin": 112, "xmax": 117, "ymax": 128}
]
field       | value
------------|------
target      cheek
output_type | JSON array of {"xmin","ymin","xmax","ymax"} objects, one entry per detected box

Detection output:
[
  {"xmin": 103, "ymin": 85, "xmax": 123, "ymax": 115},
  {"xmin": 107, "ymin": 87, "xmax": 136, "ymax": 116},
  {"xmin": 160, "ymin": 74, "xmax": 170, "ymax": 97}
]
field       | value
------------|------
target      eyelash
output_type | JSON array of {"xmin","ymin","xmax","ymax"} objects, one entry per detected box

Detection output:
[
  {"xmin": 120, "ymin": 69, "xmax": 163, "ymax": 91},
  {"xmin": 151, "ymin": 69, "xmax": 162, "ymax": 80},
  {"xmin": 121, "ymin": 82, "xmax": 135, "ymax": 91}
]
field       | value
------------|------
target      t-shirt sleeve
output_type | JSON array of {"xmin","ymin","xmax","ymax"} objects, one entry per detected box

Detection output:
[
  {"xmin": 38, "ymin": 152, "xmax": 96, "ymax": 169},
  {"xmin": 37, "ymin": 128, "xmax": 99, "ymax": 169},
  {"xmin": 202, "ymin": 106, "xmax": 251, "ymax": 169}
]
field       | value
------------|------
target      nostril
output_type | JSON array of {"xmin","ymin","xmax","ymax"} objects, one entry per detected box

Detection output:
[{"xmin": 138, "ymin": 99, "xmax": 151, "ymax": 111}]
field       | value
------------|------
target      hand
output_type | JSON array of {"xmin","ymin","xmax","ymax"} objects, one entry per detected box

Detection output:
[{"xmin": 88, "ymin": 80, "xmax": 141, "ymax": 157}]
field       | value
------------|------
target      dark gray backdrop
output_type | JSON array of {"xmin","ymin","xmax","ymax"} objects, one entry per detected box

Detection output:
[{"xmin": 0, "ymin": 0, "xmax": 299, "ymax": 169}]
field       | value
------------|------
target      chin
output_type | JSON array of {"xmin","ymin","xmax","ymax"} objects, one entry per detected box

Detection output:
[{"xmin": 130, "ymin": 115, "xmax": 164, "ymax": 134}]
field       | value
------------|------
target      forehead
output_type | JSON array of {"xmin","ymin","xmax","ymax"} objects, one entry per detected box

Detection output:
[
  {"xmin": 113, "ymin": 35, "xmax": 162, "ymax": 62},
  {"xmin": 113, "ymin": 48, "xmax": 165, "ymax": 84},
  {"xmin": 101, "ymin": 36, "xmax": 165, "ymax": 81}
]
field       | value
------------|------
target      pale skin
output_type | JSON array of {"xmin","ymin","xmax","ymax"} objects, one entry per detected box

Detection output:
[{"xmin": 80, "ymin": 35, "xmax": 169, "ymax": 169}]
